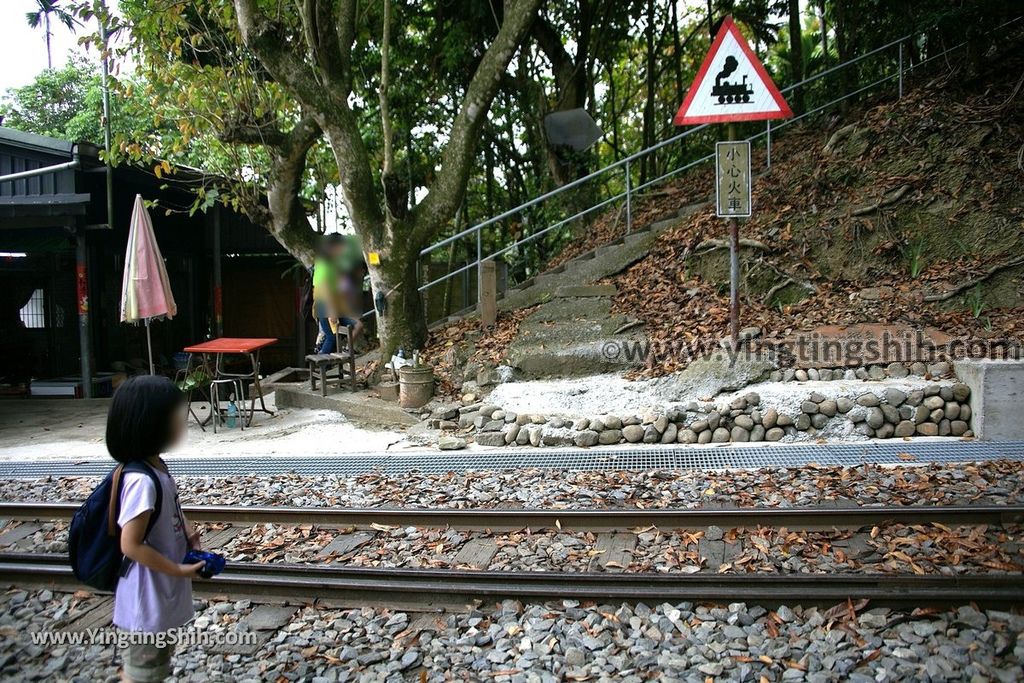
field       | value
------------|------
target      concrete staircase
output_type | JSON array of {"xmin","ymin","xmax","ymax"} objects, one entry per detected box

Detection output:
[{"xmin": 429, "ymin": 201, "xmax": 707, "ymax": 328}]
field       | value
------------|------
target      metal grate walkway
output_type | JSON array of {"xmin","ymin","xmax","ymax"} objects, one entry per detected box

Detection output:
[{"xmin": 1, "ymin": 441, "xmax": 1022, "ymax": 478}]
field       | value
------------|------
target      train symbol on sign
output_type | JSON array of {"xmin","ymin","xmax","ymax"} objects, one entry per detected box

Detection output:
[{"xmin": 711, "ymin": 55, "xmax": 753, "ymax": 104}]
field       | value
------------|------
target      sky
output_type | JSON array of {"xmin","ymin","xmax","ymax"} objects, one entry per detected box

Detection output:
[{"xmin": 0, "ymin": 0, "xmax": 121, "ymax": 92}]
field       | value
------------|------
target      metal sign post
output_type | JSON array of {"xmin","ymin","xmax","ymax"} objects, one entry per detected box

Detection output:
[
  {"xmin": 716, "ymin": 133, "xmax": 752, "ymax": 348},
  {"xmin": 673, "ymin": 15, "xmax": 792, "ymax": 349}
]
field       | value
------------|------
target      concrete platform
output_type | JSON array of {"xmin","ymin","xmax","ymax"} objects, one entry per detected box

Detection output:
[
  {"xmin": 274, "ymin": 384, "xmax": 420, "ymax": 428},
  {"xmin": 955, "ymin": 359, "xmax": 1024, "ymax": 440}
]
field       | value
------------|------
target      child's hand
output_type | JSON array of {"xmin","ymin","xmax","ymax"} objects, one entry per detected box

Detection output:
[
  {"xmin": 177, "ymin": 561, "xmax": 206, "ymax": 579},
  {"xmin": 188, "ymin": 530, "xmax": 203, "ymax": 550}
]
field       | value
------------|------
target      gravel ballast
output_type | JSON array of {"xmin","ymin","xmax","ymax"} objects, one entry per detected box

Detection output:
[{"xmin": 2, "ymin": 589, "xmax": 1022, "ymax": 682}]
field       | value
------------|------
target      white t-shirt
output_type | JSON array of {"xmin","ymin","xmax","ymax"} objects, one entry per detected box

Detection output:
[{"xmin": 112, "ymin": 468, "xmax": 194, "ymax": 633}]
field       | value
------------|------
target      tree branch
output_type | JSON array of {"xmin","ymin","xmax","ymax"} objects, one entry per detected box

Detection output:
[{"xmin": 412, "ymin": 0, "xmax": 542, "ymax": 245}]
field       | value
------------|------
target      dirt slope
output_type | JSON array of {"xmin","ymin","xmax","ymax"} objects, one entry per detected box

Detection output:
[{"xmin": 425, "ymin": 43, "xmax": 1024, "ymax": 384}]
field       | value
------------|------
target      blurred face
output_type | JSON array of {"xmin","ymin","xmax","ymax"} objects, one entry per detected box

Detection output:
[{"xmin": 167, "ymin": 404, "xmax": 188, "ymax": 450}]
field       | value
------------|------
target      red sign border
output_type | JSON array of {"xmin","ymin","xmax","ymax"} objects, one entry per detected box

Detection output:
[{"xmin": 674, "ymin": 16, "xmax": 794, "ymax": 125}]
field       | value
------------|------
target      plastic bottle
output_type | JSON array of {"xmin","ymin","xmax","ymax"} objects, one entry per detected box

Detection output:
[{"xmin": 226, "ymin": 397, "xmax": 238, "ymax": 429}]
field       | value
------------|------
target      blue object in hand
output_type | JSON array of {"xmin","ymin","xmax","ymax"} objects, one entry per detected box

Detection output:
[{"xmin": 183, "ymin": 549, "xmax": 226, "ymax": 579}]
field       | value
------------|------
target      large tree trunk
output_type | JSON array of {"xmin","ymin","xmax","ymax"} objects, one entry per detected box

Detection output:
[
  {"xmin": 788, "ymin": 0, "xmax": 805, "ymax": 114},
  {"xmin": 233, "ymin": 0, "xmax": 541, "ymax": 362}
]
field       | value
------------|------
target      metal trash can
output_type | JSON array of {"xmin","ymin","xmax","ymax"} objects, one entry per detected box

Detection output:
[{"xmin": 398, "ymin": 364, "xmax": 434, "ymax": 409}]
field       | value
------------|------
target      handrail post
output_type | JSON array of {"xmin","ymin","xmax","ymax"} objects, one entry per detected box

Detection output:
[
  {"xmin": 624, "ymin": 159, "xmax": 632, "ymax": 234},
  {"xmin": 766, "ymin": 121, "xmax": 772, "ymax": 169},
  {"xmin": 898, "ymin": 40, "xmax": 904, "ymax": 99},
  {"xmin": 476, "ymin": 226, "xmax": 483, "ymax": 308}
]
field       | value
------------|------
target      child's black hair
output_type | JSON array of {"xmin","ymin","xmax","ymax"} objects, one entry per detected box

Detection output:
[{"xmin": 106, "ymin": 375, "xmax": 185, "ymax": 463}]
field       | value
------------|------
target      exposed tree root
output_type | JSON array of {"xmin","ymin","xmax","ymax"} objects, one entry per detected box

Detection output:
[
  {"xmin": 923, "ymin": 255, "xmax": 1024, "ymax": 302},
  {"xmin": 851, "ymin": 184, "xmax": 912, "ymax": 216}
]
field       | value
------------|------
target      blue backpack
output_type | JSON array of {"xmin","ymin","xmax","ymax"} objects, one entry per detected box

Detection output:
[{"xmin": 68, "ymin": 461, "xmax": 163, "ymax": 591}]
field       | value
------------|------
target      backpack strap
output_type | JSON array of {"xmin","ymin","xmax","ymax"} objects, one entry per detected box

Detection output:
[{"xmin": 108, "ymin": 461, "xmax": 163, "ymax": 541}]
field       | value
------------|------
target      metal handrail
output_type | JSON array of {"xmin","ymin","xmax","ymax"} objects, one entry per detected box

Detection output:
[{"xmin": 416, "ymin": 15, "xmax": 1022, "ymax": 302}]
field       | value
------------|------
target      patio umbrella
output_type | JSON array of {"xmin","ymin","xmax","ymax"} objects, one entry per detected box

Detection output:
[{"xmin": 120, "ymin": 194, "xmax": 177, "ymax": 374}]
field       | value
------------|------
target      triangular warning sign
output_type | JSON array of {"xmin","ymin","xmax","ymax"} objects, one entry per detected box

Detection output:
[{"xmin": 674, "ymin": 16, "xmax": 793, "ymax": 125}]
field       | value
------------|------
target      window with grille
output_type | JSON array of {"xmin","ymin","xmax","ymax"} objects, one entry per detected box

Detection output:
[{"xmin": 19, "ymin": 289, "xmax": 45, "ymax": 329}]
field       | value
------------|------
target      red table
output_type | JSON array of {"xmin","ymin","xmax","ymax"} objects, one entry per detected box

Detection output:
[{"xmin": 183, "ymin": 338, "xmax": 277, "ymax": 427}]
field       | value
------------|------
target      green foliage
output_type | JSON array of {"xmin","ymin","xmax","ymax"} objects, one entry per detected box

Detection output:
[
  {"xmin": 905, "ymin": 237, "xmax": 926, "ymax": 279},
  {"xmin": 966, "ymin": 284, "xmax": 985, "ymax": 319}
]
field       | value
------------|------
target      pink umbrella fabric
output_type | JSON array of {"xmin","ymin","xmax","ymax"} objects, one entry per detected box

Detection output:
[{"xmin": 121, "ymin": 194, "xmax": 176, "ymax": 372}]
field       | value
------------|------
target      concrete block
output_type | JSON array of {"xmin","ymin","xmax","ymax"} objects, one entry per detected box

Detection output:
[{"xmin": 953, "ymin": 359, "xmax": 1024, "ymax": 440}]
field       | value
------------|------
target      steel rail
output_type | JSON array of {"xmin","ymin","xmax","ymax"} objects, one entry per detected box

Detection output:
[
  {"xmin": 2, "ymin": 502, "xmax": 1022, "ymax": 531},
  {"xmin": 2, "ymin": 555, "xmax": 1021, "ymax": 607}
]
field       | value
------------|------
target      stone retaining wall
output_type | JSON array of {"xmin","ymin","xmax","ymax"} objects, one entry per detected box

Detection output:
[{"xmin": 434, "ymin": 382, "xmax": 973, "ymax": 449}]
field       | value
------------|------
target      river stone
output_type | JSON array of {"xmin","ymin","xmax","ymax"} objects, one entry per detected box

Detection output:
[
  {"xmin": 960, "ymin": 404, "xmax": 972, "ymax": 421},
  {"xmin": 477, "ymin": 404, "xmax": 500, "ymax": 418},
  {"xmin": 734, "ymin": 415, "xmax": 755, "ymax": 430},
  {"xmin": 884, "ymin": 388, "xmax": 907, "ymax": 406},
  {"xmin": 622, "ymin": 425, "xmax": 645, "ymax": 443},
  {"xmin": 678, "ymin": 428, "xmax": 698, "ymax": 444},
  {"xmin": 818, "ymin": 400, "xmax": 838, "ymax": 417},
  {"xmin": 880, "ymin": 404, "xmax": 900, "ymax": 424},
  {"xmin": 944, "ymin": 402, "xmax": 960, "ymax": 420},
  {"xmin": 810, "ymin": 413, "xmax": 829, "ymax": 429},
  {"xmin": 783, "ymin": 369, "xmax": 796, "ymax": 381},
  {"xmin": 905, "ymin": 390, "xmax": 923, "ymax": 407},
  {"xmin": 745, "ymin": 392, "xmax": 761, "ymax": 406},
  {"xmin": 654, "ymin": 416, "xmax": 669, "ymax": 433},
  {"xmin": 917, "ymin": 422, "xmax": 939, "ymax": 436},
  {"xmin": 857, "ymin": 393, "xmax": 880, "ymax": 407},
  {"xmin": 661, "ymin": 423, "xmax": 678, "ymax": 443},
  {"xmin": 801, "ymin": 401, "xmax": 819, "ymax": 414},
  {"xmin": 574, "ymin": 430, "xmax": 600, "ymax": 448},
  {"xmin": 939, "ymin": 385, "xmax": 954, "ymax": 401},
  {"xmin": 924, "ymin": 384, "xmax": 941, "ymax": 397},
  {"xmin": 929, "ymin": 408, "xmax": 945, "ymax": 423},
  {"xmin": 866, "ymin": 407, "xmax": 885, "ymax": 429},
  {"xmin": 765, "ymin": 427, "xmax": 784, "ymax": 441},
  {"xmin": 707, "ymin": 411, "xmax": 721, "ymax": 429},
  {"xmin": 760, "ymin": 408, "xmax": 778, "ymax": 429},
  {"xmin": 777, "ymin": 414, "xmax": 794, "ymax": 427},
  {"xmin": 588, "ymin": 417, "xmax": 605, "ymax": 432},
  {"xmin": 950, "ymin": 420, "xmax": 969, "ymax": 436},
  {"xmin": 795, "ymin": 369, "xmax": 809, "ymax": 381},
  {"xmin": 529, "ymin": 427, "xmax": 543, "ymax": 446},
  {"xmin": 750, "ymin": 425, "xmax": 765, "ymax": 441},
  {"xmin": 602, "ymin": 415, "xmax": 623, "ymax": 430},
  {"xmin": 711, "ymin": 427, "xmax": 731, "ymax": 443},
  {"xmin": 515, "ymin": 414, "xmax": 531, "ymax": 426},
  {"xmin": 938, "ymin": 419, "xmax": 952, "ymax": 436},
  {"xmin": 894, "ymin": 420, "xmax": 916, "ymax": 437},
  {"xmin": 516, "ymin": 427, "xmax": 531, "ymax": 445},
  {"xmin": 642, "ymin": 425, "xmax": 660, "ymax": 443},
  {"xmin": 807, "ymin": 368, "xmax": 820, "ymax": 381},
  {"xmin": 623, "ymin": 415, "xmax": 641, "ymax": 426},
  {"xmin": 836, "ymin": 397, "xmax": 854, "ymax": 414},
  {"xmin": 598, "ymin": 429, "xmax": 622, "ymax": 445},
  {"xmin": 476, "ymin": 432, "xmax": 506, "ymax": 447},
  {"xmin": 438, "ymin": 436, "xmax": 467, "ymax": 450},
  {"xmin": 914, "ymin": 406, "xmax": 930, "ymax": 424},
  {"xmin": 819, "ymin": 369, "xmax": 834, "ymax": 381},
  {"xmin": 794, "ymin": 414, "xmax": 810, "ymax": 430},
  {"xmin": 697, "ymin": 429, "xmax": 713, "ymax": 444},
  {"xmin": 729, "ymin": 397, "xmax": 747, "ymax": 411},
  {"xmin": 856, "ymin": 423, "xmax": 874, "ymax": 437},
  {"xmin": 690, "ymin": 419, "xmax": 709, "ymax": 433},
  {"xmin": 887, "ymin": 362, "xmax": 909, "ymax": 378},
  {"xmin": 574, "ymin": 418, "xmax": 590, "ymax": 432},
  {"xmin": 808, "ymin": 391, "xmax": 826, "ymax": 403},
  {"xmin": 504, "ymin": 424, "xmax": 521, "ymax": 444},
  {"xmin": 898, "ymin": 405, "xmax": 915, "ymax": 421},
  {"xmin": 876, "ymin": 423, "xmax": 894, "ymax": 439},
  {"xmin": 731, "ymin": 426, "xmax": 750, "ymax": 442},
  {"xmin": 952, "ymin": 383, "xmax": 971, "ymax": 402}
]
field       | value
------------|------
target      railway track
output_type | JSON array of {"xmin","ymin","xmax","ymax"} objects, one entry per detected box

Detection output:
[
  {"xmin": 2, "ymin": 552, "xmax": 1023, "ymax": 609},
  {"xmin": 1, "ymin": 503, "xmax": 1022, "ymax": 608},
  {"xmin": 2, "ymin": 501, "xmax": 1023, "ymax": 530}
]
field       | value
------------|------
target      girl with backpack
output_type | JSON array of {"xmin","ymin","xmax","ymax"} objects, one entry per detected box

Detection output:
[{"xmin": 106, "ymin": 376, "xmax": 205, "ymax": 682}]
